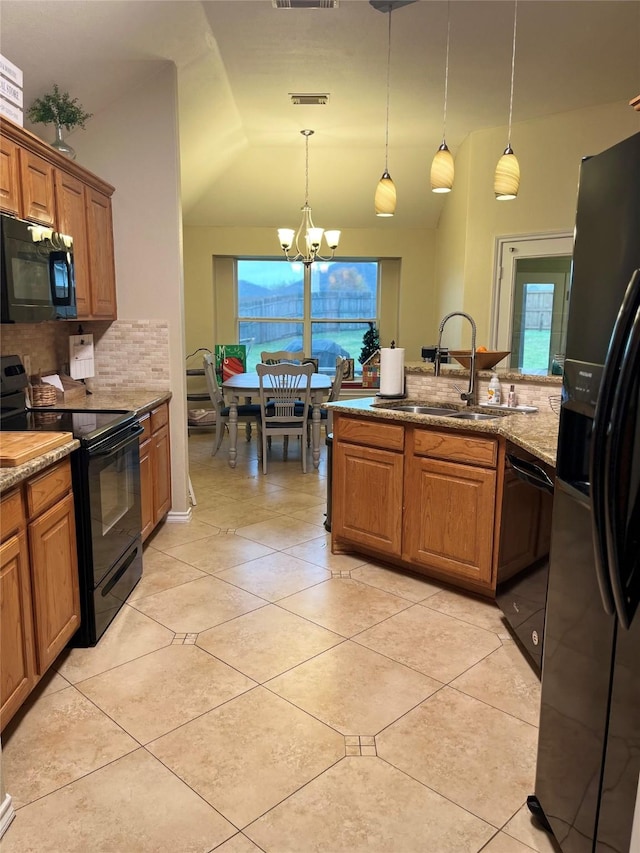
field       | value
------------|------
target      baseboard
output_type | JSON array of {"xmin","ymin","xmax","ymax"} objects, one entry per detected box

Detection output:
[
  {"xmin": 0, "ymin": 792, "xmax": 15, "ymax": 839},
  {"xmin": 166, "ymin": 508, "xmax": 192, "ymax": 524}
]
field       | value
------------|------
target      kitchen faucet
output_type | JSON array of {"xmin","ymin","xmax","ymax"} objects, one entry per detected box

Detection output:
[{"xmin": 434, "ymin": 311, "xmax": 477, "ymax": 405}]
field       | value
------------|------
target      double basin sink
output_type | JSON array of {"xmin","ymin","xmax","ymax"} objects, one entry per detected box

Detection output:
[{"xmin": 374, "ymin": 403, "xmax": 513, "ymax": 421}]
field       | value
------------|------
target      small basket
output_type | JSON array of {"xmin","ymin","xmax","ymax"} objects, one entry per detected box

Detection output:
[{"xmin": 31, "ymin": 383, "xmax": 58, "ymax": 407}]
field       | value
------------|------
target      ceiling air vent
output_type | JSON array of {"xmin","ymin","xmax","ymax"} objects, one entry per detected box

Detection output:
[
  {"xmin": 273, "ymin": 1, "xmax": 338, "ymax": 8},
  {"xmin": 290, "ymin": 93, "xmax": 330, "ymax": 106}
]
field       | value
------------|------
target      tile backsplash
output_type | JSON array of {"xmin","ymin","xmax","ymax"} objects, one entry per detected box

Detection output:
[{"xmin": 0, "ymin": 319, "xmax": 170, "ymax": 391}]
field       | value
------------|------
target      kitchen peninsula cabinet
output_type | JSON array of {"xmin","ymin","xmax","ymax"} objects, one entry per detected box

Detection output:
[
  {"xmin": 332, "ymin": 418, "xmax": 405, "ymax": 557},
  {"xmin": 1, "ymin": 118, "xmax": 118, "ymax": 320},
  {"xmin": 139, "ymin": 402, "xmax": 172, "ymax": 542},
  {"xmin": 403, "ymin": 430, "xmax": 498, "ymax": 587},
  {"xmin": 0, "ymin": 457, "xmax": 80, "ymax": 731},
  {"xmin": 332, "ymin": 412, "xmax": 550, "ymax": 597}
]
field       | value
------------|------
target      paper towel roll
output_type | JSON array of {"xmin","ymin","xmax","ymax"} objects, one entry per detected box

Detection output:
[{"xmin": 380, "ymin": 347, "xmax": 405, "ymax": 396}]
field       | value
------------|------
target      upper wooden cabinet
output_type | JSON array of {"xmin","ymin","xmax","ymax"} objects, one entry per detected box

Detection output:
[
  {"xmin": 1, "ymin": 118, "xmax": 117, "ymax": 320},
  {"xmin": 85, "ymin": 187, "xmax": 117, "ymax": 318},
  {"xmin": 0, "ymin": 135, "xmax": 22, "ymax": 215},
  {"xmin": 19, "ymin": 149, "xmax": 56, "ymax": 226}
]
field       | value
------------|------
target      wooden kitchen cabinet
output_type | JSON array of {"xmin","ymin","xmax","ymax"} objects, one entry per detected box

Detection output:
[
  {"xmin": 403, "ymin": 455, "xmax": 496, "ymax": 587},
  {"xmin": 333, "ymin": 416, "xmax": 405, "ymax": 558},
  {"xmin": 54, "ymin": 170, "xmax": 92, "ymax": 316},
  {"xmin": 0, "ymin": 490, "xmax": 36, "ymax": 730},
  {"xmin": 0, "ymin": 135, "xmax": 22, "ymax": 216},
  {"xmin": 139, "ymin": 402, "xmax": 172, "ymax": 542},
  {"xmin": 85, "ymin": 187, "xmax": 117, "ymax": 318},
  {"xmin": 330, "ymin": 413, "xmax": 534, "ymax": 596},
  {"xmin": 1, "ymin": 118, "xmax": 118, "ymax": 320},
  {"xmin": 0, "ymin": 458, "xmax": 80, "ymax": 732},
  {"xmin": 28, "ymin": 490, "xmax": 80, "ymax": 674},
  {"xmin": 19, "ymin": 148, "xmax": 56, "ymax": 226}
]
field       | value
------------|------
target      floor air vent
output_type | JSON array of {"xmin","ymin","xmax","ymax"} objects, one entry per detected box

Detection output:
[{"xmin": 273, "ymin": 1, "xmax": 339, "ymax": 8}]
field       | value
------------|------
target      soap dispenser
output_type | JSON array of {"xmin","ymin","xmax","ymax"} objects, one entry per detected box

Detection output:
[{"xmin": 487, "ymin": 372, "xmax": 501, "ymax": 405}]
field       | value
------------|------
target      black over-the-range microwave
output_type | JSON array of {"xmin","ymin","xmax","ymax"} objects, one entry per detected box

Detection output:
[{"xmin": 1, "ymin": 212, "xmax": 77, "ymax": 323}]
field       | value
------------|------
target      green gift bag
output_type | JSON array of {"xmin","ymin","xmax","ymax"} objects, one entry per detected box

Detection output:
[{"xmin": 214, "ymin": 345, "xmax": 247, "ymax": 383}]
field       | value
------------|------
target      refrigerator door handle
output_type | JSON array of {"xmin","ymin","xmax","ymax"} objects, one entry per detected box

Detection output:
[
  {"xmin": 604, "ymin": 272, "xmax": 640, "ymax": 629},
  {"xmin": 590, "ymin": 270, "xmax": 640, "ymax": 617}
]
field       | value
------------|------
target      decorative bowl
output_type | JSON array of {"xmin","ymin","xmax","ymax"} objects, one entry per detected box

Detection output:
[{"xmin": 449, "ymin": 350, "xmax": 510, "ymax": 370}]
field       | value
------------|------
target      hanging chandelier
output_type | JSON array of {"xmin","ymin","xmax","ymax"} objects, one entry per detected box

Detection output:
[{"xmin": 277, "ymin": 129, "xmax": 341, "ymax": 267}]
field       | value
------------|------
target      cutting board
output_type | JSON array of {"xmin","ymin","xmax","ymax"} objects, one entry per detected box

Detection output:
[{"xmin": 0, "ymin": 432, "xmax": 73, "ymax": 467}]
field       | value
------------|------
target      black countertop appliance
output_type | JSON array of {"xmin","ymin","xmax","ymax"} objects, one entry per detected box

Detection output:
[
  {"xmin": 0, "ymin": 355, "xmax": 144, "ymax": 646},
  {"xmin": 527, "ymin": 132, "xmax": 640, "ymax": 851}
]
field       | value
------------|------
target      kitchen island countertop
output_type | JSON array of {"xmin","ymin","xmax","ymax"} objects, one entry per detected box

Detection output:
[{"xmin": 327, "ymin": 397, "xmax": 559, "ymax": 467}]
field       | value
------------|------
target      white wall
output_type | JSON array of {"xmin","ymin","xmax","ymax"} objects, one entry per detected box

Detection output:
[{"xmin": 73, "ymin": 63, "xmax": 189, "ymax": 515}]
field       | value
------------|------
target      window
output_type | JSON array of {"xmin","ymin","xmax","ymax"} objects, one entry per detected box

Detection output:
[{"xmin": 237, "ymin": 259, "xmax": 378, "ymax": 374}]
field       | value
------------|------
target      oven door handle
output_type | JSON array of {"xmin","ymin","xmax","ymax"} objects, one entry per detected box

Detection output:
[{"xmin": 88, "ymin": 423, "xmax": 144, "ymax": 457}]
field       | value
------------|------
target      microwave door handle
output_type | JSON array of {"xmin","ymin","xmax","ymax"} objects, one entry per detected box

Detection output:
[
  {"xmin": 604, "ymin": 297, "xmax": 640, "ymax": 629},
  {"xmin": 589, "ymin": 274, "xmax": 640, "ymax": 616}
]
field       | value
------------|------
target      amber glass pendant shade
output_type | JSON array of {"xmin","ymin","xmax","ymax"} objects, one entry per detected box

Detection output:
[
  {"xmin": 430, "ymin": 142, "xmax": 454, "ymax": 193},
  {"xmin": 494, "ymin": 145, "xmax": 520, "ymax": 200},
  {"xmin": 375, "ymin": 170, "xmax": 396, "ymax": 216}
]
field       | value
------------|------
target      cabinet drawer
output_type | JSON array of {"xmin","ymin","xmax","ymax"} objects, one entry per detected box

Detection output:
[
  {"xmin": 150, "ymin": 403, "xmax": 168, "ymax": 433},
  {"xmin": 139, "ymin": 413, "xmax": 151, "ymax": 442},
  {"xmin": 25, "ymin": 459, "xmax": 72, "ymax": 519},
  {"xmin": 336, "ymin": 416, "xmax": 404, "ymax": 452},
  {"xmin": 1, "ymin": 489, "xmax": 25, "ymax": 540},
  {"xmin": 413, "ymin": 429, "xmax": 497, "ymax": 468}
]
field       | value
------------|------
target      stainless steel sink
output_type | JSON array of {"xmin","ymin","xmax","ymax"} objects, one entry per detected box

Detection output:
[
  {"xmin": 448, "ymin": 411, "xmax": 502, "ymax": 421},
  {"xmin": 380, "ymin": 404, "xmax": 458, "ymax": 416}
]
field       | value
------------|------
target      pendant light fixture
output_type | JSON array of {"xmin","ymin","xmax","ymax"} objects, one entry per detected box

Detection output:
[
  {"xmin": 277, "ymin": 129, "xmax": 341, "ymax": 267},
  {"xmin": 374, "ymin": 6, "xmax": 396, "ymax": 216},
  {"xmin": 430, "ymin": 1, "xmax": 454, "ymax": 193},
  {"xmin": 494, "ymin": 0, "xmax": 520, "ymax": 200}
]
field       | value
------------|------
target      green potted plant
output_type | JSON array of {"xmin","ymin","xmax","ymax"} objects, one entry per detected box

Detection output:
[{"xmin": 27, "ymin": 83, "xmax": 92, "ymax": 161}]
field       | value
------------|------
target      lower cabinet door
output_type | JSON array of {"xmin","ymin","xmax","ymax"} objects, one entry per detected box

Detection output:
[
  {"xmin": 153, "ymin": 423, "xmax": 171, "ymax": 524},
  {"xmin": 403, "ymin": 456, "xmax": 497, "ymax": 587},
  {"xmin": 0, "ymin": 532, "xmax": 35, "ymax": 729},
  {"xmin": 333, "ymin": 441, "xmax": 403, "ymax": 557},
  {"xmin": 139, "ymin": 437, "xmax": 154, "ymax": 542},
  {"xmin": 29, "ymin": 493, "xmax": 81, "ymax": 674}
]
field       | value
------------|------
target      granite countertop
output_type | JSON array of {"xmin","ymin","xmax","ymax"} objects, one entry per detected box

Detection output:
[
  {"xmin": 0, "ymin": 436, "xmax": 79, "ymax": 494},
  {"xmin": 30, "ymin": 389, "xmax": 172, "ymax": 417},
  {"xmin": 327, "ymin": 397, "xmax": 560, "ymax": 467}
]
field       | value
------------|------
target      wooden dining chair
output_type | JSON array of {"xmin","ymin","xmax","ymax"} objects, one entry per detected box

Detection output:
[
  {"xmin": 202, "ymin": 354, "xmax": 261, "ymax": 456},
  {"xmin": 260, "ymin": 350, "xmax": 305, "ymax": 365},
  {"xmin": 255, "ymin": 362, "xmax": 313, "ymax": 474}
]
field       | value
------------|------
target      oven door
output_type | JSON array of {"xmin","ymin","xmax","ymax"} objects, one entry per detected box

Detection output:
[{"xmin": 87, "ymin": 424, "xmax": 143, "ymax": 589}]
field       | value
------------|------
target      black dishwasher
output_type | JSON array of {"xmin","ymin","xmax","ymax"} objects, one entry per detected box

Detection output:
[{"xmin": 495, "ymin": 447, "xmax": 555, "ymax": 675}]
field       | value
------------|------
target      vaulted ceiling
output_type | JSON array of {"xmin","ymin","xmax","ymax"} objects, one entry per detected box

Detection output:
[{"xmin": 2, "ymin": 1, "xmax": 638, "ymax": 229}]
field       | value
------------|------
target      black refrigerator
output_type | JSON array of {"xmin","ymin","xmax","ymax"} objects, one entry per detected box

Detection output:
[{"xmin": 528, "ymin": 131, "xmax": 640, "ymax": 852}]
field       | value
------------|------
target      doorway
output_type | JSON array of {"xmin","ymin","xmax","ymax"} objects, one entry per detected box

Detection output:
[{"xmin": 492, "ymin": 234, "xmax": 573, "ymax": 374}]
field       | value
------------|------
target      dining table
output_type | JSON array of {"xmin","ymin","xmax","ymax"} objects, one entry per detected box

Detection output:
[{"xmin": 222, "ymin": 371, "xmax": 331, "ymax": 469}]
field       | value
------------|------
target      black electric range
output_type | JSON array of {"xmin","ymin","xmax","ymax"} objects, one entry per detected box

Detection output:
[{"xmin": 1, "ymin": 354, "xmax": 144, "ymax": 646}]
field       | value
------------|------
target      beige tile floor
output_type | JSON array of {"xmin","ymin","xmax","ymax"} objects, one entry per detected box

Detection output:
[{"xmin": 1, "ymin": 430, "xmax": 560, "ymax": 852}]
